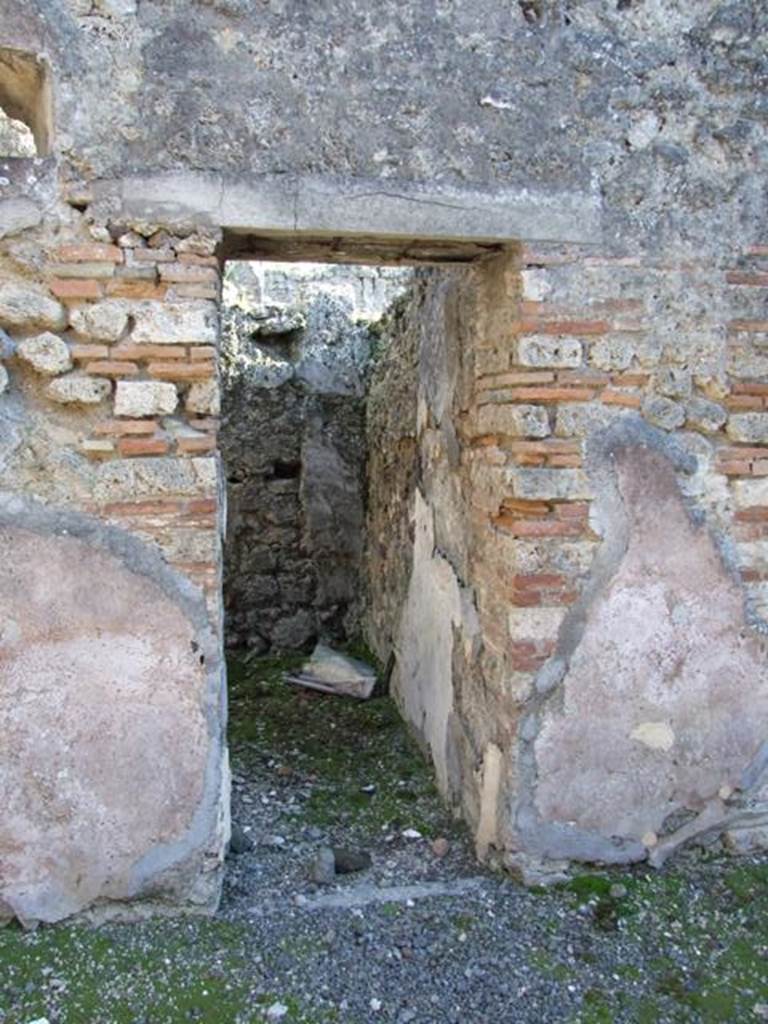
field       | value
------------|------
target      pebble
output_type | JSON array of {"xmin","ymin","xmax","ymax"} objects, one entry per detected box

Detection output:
[
  {"xmin": 402, "ymin": 828, "xmax": 422, "ymax": 840},
  {"xmin": 266, "ymin": 1002, "xmax": 288, "ymax": 1021},
  {"xmin": 432, "ymin": 837, "xmax": 450, "ymax": 857},
  {"xmin": 310, "ymin": 847, "xmax": 336, "ymax": 884}
]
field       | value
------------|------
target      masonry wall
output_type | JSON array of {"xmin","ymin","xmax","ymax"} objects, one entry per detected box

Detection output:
[
  {"xmin": 366, "ymin": 247, "xmax": 768, "ymax": 877},
  {"xmin": 0, "ymin": 219, "xmax": 229, "ymax": 924}
]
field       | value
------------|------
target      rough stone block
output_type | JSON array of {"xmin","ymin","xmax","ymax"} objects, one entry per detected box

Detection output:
[
  {"xmin": 511, "ymin": 467, "xmax": 592, "ymax": 500},
  {"xmin": 0, "ymin": 363, "xmax": 8, "ymax": 395},
  {"xmin": 727, "ymin": 413, "xmax": 768, "ymax": 444},
  {"xmin": 685, "ymin": 396, "xmax": 727, "ymax": 434},
  {"xmin": 69, "ymin": 300, "xmax": 129, "ymax": 342},
  {"xmin": 732, "ymin": 478, "xmax": 768, "ymax": 508},
  {"xmin": 642, "ymin": 395, "xmax": 685, "ymax": 431},
  {"xmin": 131, "ymin": 303, "xmax": 218, "ymax": 346},
  {"xmin": 47, "ymin": 375, "xmax": 111, "ymax": 405},
  {"xmin": 115, "ymin": 380, "xmax": 178, "ymax": 417},
  {"xmin": 93, "ymin": 456, "xmax": 217, "ymax": 502},
  {"xmin": 0, "ymin": 282, "xmax": 67, "ymax": 332},
  {"xmin": 518, "ymin": 335, "xmax": 583, "ymax": 369},
  {"xmin": 17, "ymin": 333, "xmax": 73, "ymax": 376},
  {"xmin": 476, "ymin": 402, "xmax": 550, "ymax": 438},
  {"xmin": 186, "ymin": 379, "xmax": 221, "ymax": 416}
]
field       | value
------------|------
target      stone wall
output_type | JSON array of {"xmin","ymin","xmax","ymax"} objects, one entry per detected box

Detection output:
[
  {"xmin": 366, "ymin": 247, "xmax": 768, "ymax": 877},
  {"xmin": 221, "ymin": 262, "xmax": 409, "ymax": 652}
]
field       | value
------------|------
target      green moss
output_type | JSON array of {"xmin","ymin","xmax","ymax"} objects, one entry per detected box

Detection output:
[{"xmin": 227, "ymin": 651, "xmax": 458, "ymax": 839}]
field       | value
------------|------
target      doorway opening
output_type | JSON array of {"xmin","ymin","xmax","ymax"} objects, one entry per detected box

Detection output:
[{"xmin": 220, "ymin": 258, "xmax": 413, "ymax": 656}]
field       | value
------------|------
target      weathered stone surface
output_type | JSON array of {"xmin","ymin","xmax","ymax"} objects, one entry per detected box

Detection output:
[
  {"xmin": 531, "ymin": 447, "xmax": 768, "ymax": 859},
  {"xmin": 686, "ymin": 396, "xmax": 726, "ymax": 434},
  {"xmin": 0, "ymin": 364, "xmax": 8, "ymax": 395},
  {"xmin": 0, "ymin": 507, "xmax": 226, "ymax": 924},
  {"xmin": 47, "ymin": 375, "xmax": 111, "ymax": 405},
  {"xmin": 131, "ymin": 303, "xmax": 218, "ymax": 346},
  {"xmin": 17, "ymin": 333, "xmax": 73, "ymax": 376},
  {"xmin": 512, "ymin": 467, "xmax": 592, "ymax": 501},
  {"xmin": 0, "ymin": 283, "xmax": 66, "ymax": 333},
  {"xmin": 0, "ymin": 198, "xmax": 42, "ymax": 240},
  {"xmin": 476, "ymin": 403, "xmax": 550, "ymax": 438},
  {"xmin": 69, "ymin": 300, "xmax": 129, "ymax": 342},
  {"xmin": 642, "ymin": 395, "xmax": 686, "ymax": 431},
  {"xmin": 518, "ymin": 336, "xmax": 582, "ymax": 369},
  {"xmin": 186, "ymin": 379, "xmax": 220, "ymax": 416},
  {"xmin": 93, "ymin": 456, "xmax": 217, "ymax": 503},
  {"xmin": 115, "ymin": 380, "xmax": 178, "ymax": 417},
  {"xmin": 727, "ymin": 413, "xmax": 768, "ymax": 444}
]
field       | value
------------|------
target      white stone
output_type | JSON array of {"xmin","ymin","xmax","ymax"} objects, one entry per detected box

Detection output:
[
  {"xmin": 630, "ymin": 721, "xmax": 675, "ymax": 752},
  {"xmin": 0, "ymin": 363, "xmax": 7, "ymax": 394},
  {"xmin": 0, "ymin": 282, "xmax": 67, "ymax": 332},
  {"xmin": 727, "ymin": 413, "xmax": 768, "ymax": 444},
  {"xmin": 69, "ymin": 300, "xmax": 129, "ymax": 342},
  {"xmin": 131, "ymin": 303, "xmax": 218, "ymax": 346},
  {"xmin": 511, "ymin": 467, "xmax": 592, "ymax": 500},
  {"xmin": 732, "ymin": 478, "xmax": 768, "ymax": 508},
  {"xmin": 47, "ymin": 375, "xmax": 111, "ymax": 405},
  {"xmin": 509, "ymin": 606, "xmax": 566, "ymax": 640},
  {"xmin": 115, "ymin": 381, "xmax": 178, "ymax": 418},
  {"xmin": 518, "ymin": 335, "xmax": 583, "ymax": 369},
  {"xmin": 17, "ymin": 333, "xmax": 73, "ymax": 376},
  {"xmin": 186, "ymin": 378, "xmax": 220, "ymax": 416}
]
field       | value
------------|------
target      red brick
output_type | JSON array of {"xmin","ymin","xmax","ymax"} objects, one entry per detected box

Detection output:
[
  {"xmin": 726, "ymin": 271, "xmax": 768, "ymax": 286},
  {"xmin": 117, "ymin": 437, "xmax": 171, "ymax": 457},
  {"xmin": 504, "ymin": 386, "xmax": 596, "ymax": 403},
  {"xmin": 105, "ymin": 280, "xmax": 168, "ymax": 300},
  {"xmin": 728, "ymin": 319, "xmax": 768, "ymax": 333},
  {"xmin": 50, "ymin": 278, "xmax": 102, "ymax": 300},
  {"xmin": 177, "ymin": 435, "xmax": 217, "ymax": 454},
  {"xmin": 493, "ymin": 515, "xmax": 584, "ymax": 537},
  {"xmin": 54, "ymin": 243, "xmax": 122, "ymax": 263},
  {"xmin": 732, "ymin": 381, "xmax": 768, "ymax": 395},
  {"xmin": 725, "ymin": 395, "xmax": 763, "ymax": 411},
  {"xmin": 601, "ymin": 389, "xmax": 642, "ymax": 408},
  {"xmin": 112, "ymin": 344, "xmax": 187, "ymax": 361},
  {"xmin": 85, "ymin": 360, "xmax": 140, "ymax": 377},
  {"xmin": 147, "ymin": 361, "xmax": 215, "ymax": 381},
  {"xmin": 70, "ymin": 343, "xmax": 110, "ymax": 360},
  {"xmin": 188, "ymin": 346, "xmax": 217, "ymax": 362},
  {"xmin": 159, "ymin": 263, "xmax": 219, "ymax": 284},
  {"xmin": 520, "ymin": 318, "xmax": 610, "ymax": 336}
]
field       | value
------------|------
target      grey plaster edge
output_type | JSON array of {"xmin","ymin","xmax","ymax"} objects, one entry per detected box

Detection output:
[
  {"xmin": 509, "ymin": 416, "xmax": 768, "ymax": 868},
  {"xmin": 91, "ymin": 171, "xmax": 603, "ymax": 246},
  {"xmin": 0, "ymin": 490, "xmax": 228, "ymax": 915}
]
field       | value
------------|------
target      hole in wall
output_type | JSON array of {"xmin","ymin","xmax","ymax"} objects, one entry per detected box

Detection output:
[{"xmin": 0, "ymin": 48, "xmax": 53, "ymax": 157}]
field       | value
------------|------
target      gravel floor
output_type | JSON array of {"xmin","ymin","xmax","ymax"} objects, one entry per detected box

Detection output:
[{"xmin": 1, "ymin": 654, "xmax": 767, "ymax": 1024}]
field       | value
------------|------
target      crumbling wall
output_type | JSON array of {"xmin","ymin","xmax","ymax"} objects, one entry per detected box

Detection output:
[
  {"xmin": 366, "ymin": 248, "xmax": 768, "ymax": 876},
  {"xmin": 221, "ymin": 263, "xmax": 409, "ymax": 652}
]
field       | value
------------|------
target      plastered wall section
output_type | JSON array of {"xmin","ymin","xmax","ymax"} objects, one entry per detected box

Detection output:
[
  {"xmin": 0, "ymin": 202, "xmax": 229, "ymax": 925},
  {"xmin": 367, "ymin": 245, "xmax": 768, "ymax": 874}
]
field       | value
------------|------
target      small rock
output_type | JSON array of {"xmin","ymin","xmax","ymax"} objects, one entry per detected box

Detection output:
[
  {"xmin": 332, "ymin": 848, "xmax": 372, "ymax": 874},
  {"xmin": 114, "ymin": 380, "xmax": 178, "ymax": 418},
  {"xmin": 402, "ymin": 828, "xmax": 422, "ymax": 840},
  {"xmin": 47, "ymin": 374, "xmax": 111, "ymax": 405},
  {"xmin": 370, "ymin": 998, "xmax": 383, "ymax": 1013},
  {"xmin": 265, "ymin": 1003, "xmax": 288, "ymax": 1021},
  {"xmin": 310, "ymin": 847, "xmax": 336, "ymax": 884},
  {"xmin": 228, "ymin": 824, "xmax": 253, "ymax": 855},
  {"xmin": 431, "ymin": 837, "xmax": 450, "ymax": 858},
  {"xmin": 753, "ymin": 1005, "xmax": 768, "ymax": 1020},
  {"xmin": 18, "ymin": 332, "xmax": 72, "ymax": 376},
  {"xmin": 609, "ymin": 883, "xmax": 627, "ymax": 899}
]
